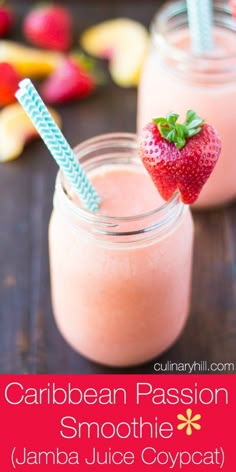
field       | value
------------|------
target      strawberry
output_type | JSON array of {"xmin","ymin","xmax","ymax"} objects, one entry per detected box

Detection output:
[
  {"xmin": 139, "ymin": 110, "xmax": 221, "ymax": 204},
  {"xmin": 23, "ymin": 4, "xmax": 73, "ymax": 51},
  {"xmin": 40, "ymin": 58, "xmax": 95, "ymax": 104},
  {"xmin": 0, "ymin": 2, "xmax": 14, "ymax": 37},
  {"xmin": 0, "ymin": 62, "xmax": 21, "ymax": 106}
]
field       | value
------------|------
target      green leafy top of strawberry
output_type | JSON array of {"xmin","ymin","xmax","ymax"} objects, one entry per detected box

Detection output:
[
  {"xmin": 70, "ymin": 51, "xmax": 106, "ymax": 86},
  {"xmin": 153, "ymin": 110, "xmax": 204, "ymax": 150}
]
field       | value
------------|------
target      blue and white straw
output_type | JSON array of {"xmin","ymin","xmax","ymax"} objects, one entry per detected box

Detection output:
[
  {"xmin": 186, "ymin": 0, "xmax": 214, "ymax": 55},
  {"xmin": 16, "ymin": 79, "xmax": 100, "ymax": 212}
]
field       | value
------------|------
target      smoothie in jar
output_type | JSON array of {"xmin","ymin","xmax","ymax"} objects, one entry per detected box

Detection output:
[
  {"xmin": 138, "ymin": 1, "xmax": 236, "ymax": 208},
  {"xmin": 49, "ymin": 133, "xmax": 194, "ymax": 367}
]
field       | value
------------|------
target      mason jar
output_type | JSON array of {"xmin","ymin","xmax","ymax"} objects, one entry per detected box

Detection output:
[
  {"xmin": 48, "ymin": 133, "xmax": 194, "ymax": 367},
  {"xmin": 138, "ymin": 0, "xmax": 236, "ymax": 208}
]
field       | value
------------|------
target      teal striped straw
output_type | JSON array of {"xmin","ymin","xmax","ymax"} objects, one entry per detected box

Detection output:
[
  {"xmin": 15, "ymin": 79, "xmax": 100, "ymax": 212},
  {"xmin": 186, "ymin": 0, "xmax": 214, "ymax": 55}
]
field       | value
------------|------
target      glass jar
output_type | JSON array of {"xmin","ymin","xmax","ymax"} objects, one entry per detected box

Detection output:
[
  {"xmin": 48, "ymin": 133, "xmax": 194, "ymax": 367},
  {"xmin": 138, "ymin": 0, "xmax": 236, "ymax": 208}
]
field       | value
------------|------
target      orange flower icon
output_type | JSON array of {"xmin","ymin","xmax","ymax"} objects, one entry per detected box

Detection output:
[{"xmin": 177, "ymin": 408, "xmax": 201, "ymax": 436}]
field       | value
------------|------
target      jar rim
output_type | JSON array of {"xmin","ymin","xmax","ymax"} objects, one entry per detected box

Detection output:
[{"xmin": 151, "ymin": 0, "xmax": 236, "ymax": 63}]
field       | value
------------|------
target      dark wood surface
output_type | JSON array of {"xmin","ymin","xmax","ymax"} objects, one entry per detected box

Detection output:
[{"xmin": 0, "ymin": 1, "xmax": 235, "ymax": 374}]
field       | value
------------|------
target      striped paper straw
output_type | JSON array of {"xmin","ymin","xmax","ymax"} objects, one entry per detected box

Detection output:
[
  {"xmin": 186, "ymin": 0, "xmax": 214, "ymax": 54},
  {"xmin": 19, "ymin": 79, "xmax": 83, "ymax": 181},
  {"xmin": 16, "ymin": 79, "xmax": 100, "ymax": 212}
]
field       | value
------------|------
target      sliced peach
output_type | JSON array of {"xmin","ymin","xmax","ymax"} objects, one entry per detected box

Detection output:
[
  {"xmin": 0, "ymin": 103, "xmax": 62, "ymax": 162},
  {"xmin": 80, "ymin": 18, "xmax": 149, "ymax": 87},
  {"xmin": 0, "ymin": 41, "xmax": 63, "ymax": 78}
]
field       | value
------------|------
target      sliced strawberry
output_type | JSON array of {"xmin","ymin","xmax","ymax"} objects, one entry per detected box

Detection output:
[
  {"xmin": 23, "ymin": 4, "xmax": 73, "ymax": 51},
  {"xmin": 0, "ymin": 62, "xmax": 21, "ymax": 106},
  {"xmin": 139, "ymin": 110, "xmax": 221, "ymax": 204},
  {"xmin": 40, "ymin": 58, "xmax": 95, "ymax": 104}
]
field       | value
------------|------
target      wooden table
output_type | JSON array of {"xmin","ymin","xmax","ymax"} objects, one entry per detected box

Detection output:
[{"xmin": 0, "ymin": 1, "xmax": 235, "ymax": 374}]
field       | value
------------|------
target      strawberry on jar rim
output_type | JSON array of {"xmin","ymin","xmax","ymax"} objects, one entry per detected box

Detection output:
[{"xmin": 139, "ymin": 110, "xmax": 221, "ymax": 204}]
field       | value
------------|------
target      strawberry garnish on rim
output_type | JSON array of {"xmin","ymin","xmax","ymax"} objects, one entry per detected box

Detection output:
[{"xmin": 139, "ymin": 110, "xmax": 221, "ymax": 204}]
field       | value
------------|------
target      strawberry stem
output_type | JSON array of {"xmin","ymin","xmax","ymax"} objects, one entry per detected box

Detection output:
[
  {"xmin": 153, "ymin": 110, "xmax": 204, "ymax": 149},
  {"xmin": 70, "ymin": 51, "xmax": 107, "ymax": 86}
]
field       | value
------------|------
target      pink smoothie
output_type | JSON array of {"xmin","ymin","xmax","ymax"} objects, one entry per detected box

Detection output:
[
  {"xmin": 138, "ymin": 27, "xmax": 236, "ymax": 208},
  {"xmin": 72, "ymin": 166, "xmax": 163, "ymax": 217},
  {"xmin": 49, "ymin": 164, "xmax": 193, "ymax": 367}
]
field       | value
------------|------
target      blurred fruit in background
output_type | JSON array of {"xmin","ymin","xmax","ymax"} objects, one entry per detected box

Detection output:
[
  {"xmin": 0, "ymin": 62, "xmax": 20, "ymax": 105},
  {"xmin": 80, "ymin": 18, "xmax": 149, "ymax": 87},
  {"xmin": 0, "ymin": 1, "xmax": 14, "ymax": 37},
  {"xmin": 0, "ymin": 2, "xmax": 150, "ymax": 162},
  {"xmin": 0, "ymin": 103, "xmax": 61, "ymax": 162},
  {"xmin": 23, "ymin": 4, "xmax": 73, "ymax": 51},
  {"xmin": 0, "ymin": 41, "xmax": 63, "ymax": 78},
  {"xmin": 41, "ymin": 57, "xmax": 96, "ymax": 104}
]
